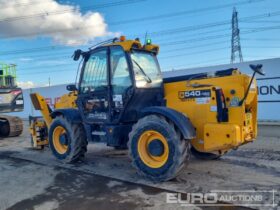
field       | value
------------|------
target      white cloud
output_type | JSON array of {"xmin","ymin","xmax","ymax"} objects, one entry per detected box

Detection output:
[
  {"xmin": 17, "ymin": 81, "xmax": 35, "ymax": 89},
  {"xmin": 0, "ymin": 0, "xmax": 116, "ymax": 45}
]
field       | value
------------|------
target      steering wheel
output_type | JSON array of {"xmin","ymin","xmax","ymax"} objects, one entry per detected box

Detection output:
[{"xmin": 249, "ymin": 64, "xmax": 265, "ymax": 76}]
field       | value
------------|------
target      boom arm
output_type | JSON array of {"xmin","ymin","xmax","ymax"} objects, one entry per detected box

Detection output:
[{"xmin": 30, "ymin": 93, "xmax": 53, "ymax": 128}]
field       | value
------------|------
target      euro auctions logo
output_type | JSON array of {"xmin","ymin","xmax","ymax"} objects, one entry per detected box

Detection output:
[
  {"xmin": 166, "ymin": 190, "xmax": 277, "ymax": 207},
  {"xmin": 167, "ymin": 192, "xmax": 218, "ymax": 205}
]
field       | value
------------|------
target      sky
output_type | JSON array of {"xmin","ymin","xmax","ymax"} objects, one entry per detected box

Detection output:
[{"xmin": 0, "ymin": 0, "xmax": 280, "ymax": 88}]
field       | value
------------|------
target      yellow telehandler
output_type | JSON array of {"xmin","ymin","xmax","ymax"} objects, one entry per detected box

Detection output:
[{"xmin": 29, "ymin": 36, "xmax": 264, "ymax": 181}]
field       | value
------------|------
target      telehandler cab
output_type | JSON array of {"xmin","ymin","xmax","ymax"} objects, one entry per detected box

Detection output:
[{"xmin": 30, "ymin": 36, "xmax": 264, "ymax": 181}]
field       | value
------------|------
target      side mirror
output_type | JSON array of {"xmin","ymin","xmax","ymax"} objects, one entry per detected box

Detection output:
[
  {"xmin": 67, "ymin": 84, "xmax": 77, "ymax": 91},
  {"xmin": 239, "ymin": 64, "xmax": 265, "ymax": 106},
  {"xmin": 249, "ymin": 64, "xmax": 265, "ymax": 76},
  {"xmin": 72, "ymin": 49, "xmax": 83, "ymax": 61}
]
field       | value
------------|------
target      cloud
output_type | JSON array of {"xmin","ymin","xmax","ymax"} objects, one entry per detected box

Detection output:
[
  {"xmin": 0, "ymin": 0, "xmax": 116, "ymax": 45},
  {"xmin": 17, "ymin": 81, "xmax": 35, "ymax": 89}
]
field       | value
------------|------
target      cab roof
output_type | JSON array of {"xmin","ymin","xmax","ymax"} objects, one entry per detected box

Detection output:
[
  {"xmin": 96, "ymin": 36, "xmax": 160, "ymax": 55},
  {"xmin": 73, "ymin": 36, "xmax": 160, "ymax": 61}
]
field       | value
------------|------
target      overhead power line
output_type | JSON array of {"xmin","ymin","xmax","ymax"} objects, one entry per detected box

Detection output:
[
  {"xmin": 6, "ymin": 39, "xmax": 230, "ymax": 63},
  {"xmin": 0, "ymin": 0, "xmax": 53, "ymax": 8},
  {"xmin": 17, "ymin": 46, "xmax": 232, "ymax": 72},
  {"xmin": 161, "ymin": 26, "xmax": 280, "ymax": 47},
  {"xmin": 162, "ymin": 57, "xmax": 230, "ymax": 71},
  {"xmin": 3, "ymin": 23, "xmax": 280, "ymax": 66},
  {"xmin": 243, "ymin": 46, "xmax": 280, "ymax": 48},
  {"xmin": 2, "ymin": 9, "xmax": 280, "ymax": 57},
  {"xmin": 17, "ymin": 40, "xmax": 280, "ymax": 74},
  {"xmin": 160, "ymin": 40, "xmax": 230, "ymax": 54},
  {"xmin": 130, "ymin": 9, "xmax": 280, "ymax": 39},
  {"xmin": 17, "ymin": 40, "xmax": 280, "ymax": 75},
  {"xmin": 0, "ymin": 0, "xmax": 264, "ymax": 23},
  {"xmin": 159, "ymin": 47, "xmax": 230, "ymax": 59},
  {"xmin": 162, "ymin": 55, "xmax": 280, "ymax": 71},
  {"xmin": 3, "ymin": 23, "xmax": 280, "ymax": 64},
  {"xmin": 0, "ymin": 18, "xmax": 231, "ymax": 39},
  {"xmin": 14, "ymin": 44, "xmax": 280, "ymax": 67},
  {"xmin": 1, "ymin": 27, "xmax": 231, "ymax": 57},
  {"xmin": 154, "ymin": 27, "xmax": 231, "ymax": 42},
  {"xmin": 0, "ymin": 0, "xmax": 268, "ymax": 39},
  {"xmin": 0, "ymin": 0, "xmax": 146, "ymax": 22},
  {"xmin": 1, "ymin": 45, "xmax": 67, "ymax": 56},
  {"xmin": 240, "ymin": 20, "xmax": 280, "ymax": 23},
  {"xmin": 243, "ymin": 38, "xmax": 280, "ymax": 41},
  {"xmin": 18, "ymin": 55, "xmax": 233, "ymax": 75},
  {"xmin": 108, "ymin": 0, "xmax": 265, "ymax": 25},
  {"xmin": 18, "ymin": 67, "xmax": 75, "ymax": 76},
  {"xmin": 1, "ymin": 0, "xmax": 124, "ymax": 9}
]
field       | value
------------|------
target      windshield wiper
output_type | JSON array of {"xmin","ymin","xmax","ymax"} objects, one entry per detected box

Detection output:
[{"xmin": 132, "ymin": 59, "xmax": 152, "ymax": 83}]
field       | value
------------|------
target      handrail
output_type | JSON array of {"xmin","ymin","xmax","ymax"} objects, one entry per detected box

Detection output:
[{"xmin": 0, "ymin": 62, "xmax": 17, "ymax": 87}]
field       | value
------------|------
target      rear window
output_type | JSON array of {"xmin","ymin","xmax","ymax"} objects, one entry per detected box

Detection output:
[{"xmin": 0, "ymin": 92, "xmax": 15, "ymax": 104}]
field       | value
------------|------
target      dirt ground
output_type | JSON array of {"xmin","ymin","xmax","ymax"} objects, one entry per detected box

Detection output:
[{"xmin": 0, "ymin": 121, "xmax": 279, "ymax": 210}]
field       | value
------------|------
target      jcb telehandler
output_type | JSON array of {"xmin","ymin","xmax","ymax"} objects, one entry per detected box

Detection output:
[{"xmin": 30, "ymin": 36, "xmax": 264, "ymax": 181}]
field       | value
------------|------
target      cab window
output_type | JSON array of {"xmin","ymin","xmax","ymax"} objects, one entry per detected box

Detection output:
[
  {"xmin": 80, "ymin": 49, "xmax": 108, "ymax": 93},
  {"xmin": 110, "ymin": 46, "xmax": 132, "ymax": 94},
  {"xmin": 131, "ymin": 50, "xmax": 162, "ymax": 88}
]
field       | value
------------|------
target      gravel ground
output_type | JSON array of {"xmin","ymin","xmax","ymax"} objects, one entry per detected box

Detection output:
[{"xmin": 0, "ymin": 122, "xmax": 279, "ymax": 210}]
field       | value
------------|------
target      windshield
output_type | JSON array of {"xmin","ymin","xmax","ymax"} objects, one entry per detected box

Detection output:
[{"xmin": 131, "ymin": 50, "xmax": 162, "ymax": 88}]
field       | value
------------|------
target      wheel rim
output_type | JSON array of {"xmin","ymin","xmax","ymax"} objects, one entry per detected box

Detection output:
[
  {"xmin": 137, "ymin": 130, "xmax": 169, "ymax": 168},
  {"xmin": 52, "ymin": 126, "xmax": 68, "ymax": 154}
]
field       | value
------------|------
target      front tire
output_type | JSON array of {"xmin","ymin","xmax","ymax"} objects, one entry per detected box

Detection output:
[
  {"xmin": 49, "ymin": 116, "xmax": 87, "ymax": 163},
  {"xmin": 128, "ymin": 115, "xmax": 190, "ymax": 182}
]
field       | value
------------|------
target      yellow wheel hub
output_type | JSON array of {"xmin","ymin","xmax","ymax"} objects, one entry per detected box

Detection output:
[
  {"xmin": 53, "ymin": 126, "xmax": 68, "ymax": 154},
  {"xmin": 137, "ymin": 130, "xmax": 169, "ymax": 168}
]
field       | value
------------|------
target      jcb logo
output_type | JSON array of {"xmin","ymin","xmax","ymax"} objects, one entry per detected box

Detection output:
[{"xmin": 178, "ymin": 91, "xmax": 185, "ymax": 99}]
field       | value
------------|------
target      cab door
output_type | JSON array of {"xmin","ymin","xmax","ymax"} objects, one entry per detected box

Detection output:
[
  {"xmin": 77, "ymin": 48, "xmax": 110, "ymax": 123},
  {"xmin": 109, "ymin": 46, "xmax": 133, "ymax": 123}
]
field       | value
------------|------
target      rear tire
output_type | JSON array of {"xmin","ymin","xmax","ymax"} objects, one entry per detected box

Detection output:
[
  {"xmin": 191, "ymin": 146, "xmax": 221, "ymax": 160},
  {"xmin": 0, "ymin": 121, "xmax": 10, "ymax": 137},
  {"xmin": 49, "ymin": 116, "xmax": 87, "ymax": 163},
  {"xmin": 128, "ymin": 115, "xmax": 190, "ymax": 182}
]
